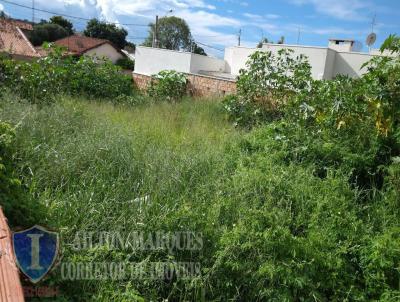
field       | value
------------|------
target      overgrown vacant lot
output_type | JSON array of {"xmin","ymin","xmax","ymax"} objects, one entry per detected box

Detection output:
[
  {"xmin": 1, "ymin": 94, "xmax": 399, "ymax": 301},
  {"xmin": 1, "ymin": 38, "xmax": 400, "ymax": 301}
]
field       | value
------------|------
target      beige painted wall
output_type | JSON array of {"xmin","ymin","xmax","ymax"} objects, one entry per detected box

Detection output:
[{"xmin": 84, "ymin": 43, "xmax": 124, "ymax": 64}]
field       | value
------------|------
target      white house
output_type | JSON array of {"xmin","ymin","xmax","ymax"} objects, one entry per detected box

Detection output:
[
  {"xmin": 54, "ymin": 35, "xmax": 125, "ymax": 64},
  {"xmin": 134, "ymin": 39, "xmax": 390, "ymax": 81}
]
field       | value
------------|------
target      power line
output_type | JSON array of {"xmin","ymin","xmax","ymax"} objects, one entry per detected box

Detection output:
[
  {"xmin": 195, "ymin": 41, "xmax": 224, "ymax": 52},
  {"xmin": 0, "ymin": 0, "xmax": 149, "ymax": 26}
]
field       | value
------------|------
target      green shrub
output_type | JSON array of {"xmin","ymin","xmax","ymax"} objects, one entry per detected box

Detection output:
[
  {"xmin": 116, "ymin": 57, "xmax": 135, "ymax": 70},
  {"xmin": 147, "ymin": 70, "xmax": 188, "ymax": 101},
  {"xmin": 0, "ymin": 44, "xmax": 135, "ymax": 104},
  {"xmin": 67, "ymin": 56, "xmax": 134, "ymax": 99},
  {"xmin": 28, "ymin": 23, "xmax": 69, "ymax": 46},
  {"xmin": 0, "ymin": 120, "xmax": 44, "ymax": 226},
  {"xmin": 224, "ymin": 49, "xmax": 312, "ymax": 127}
]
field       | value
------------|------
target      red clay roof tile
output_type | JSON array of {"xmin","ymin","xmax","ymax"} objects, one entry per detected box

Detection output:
[
  {"xmin": 0, "ymin": 18, "xmax": 39, "ymax": 58},
  {"xmin": 54, "ymin": 34, "xmax": 111, "ymax": 55}
]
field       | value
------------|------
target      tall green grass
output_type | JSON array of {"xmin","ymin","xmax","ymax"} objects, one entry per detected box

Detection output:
[{"xmin": 1, "ymin": 95, "xmax": 399, "ymax": 301}]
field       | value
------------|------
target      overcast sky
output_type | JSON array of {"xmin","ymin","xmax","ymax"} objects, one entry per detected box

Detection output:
[{"xmin": 1, "ymin": 0, "xmax": 399, "ymax": 56}]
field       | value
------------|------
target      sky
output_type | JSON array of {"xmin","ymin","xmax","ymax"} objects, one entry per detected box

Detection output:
[{"xmin": 1, "ymin": 0, "xmax": 399, "ymax": 56}]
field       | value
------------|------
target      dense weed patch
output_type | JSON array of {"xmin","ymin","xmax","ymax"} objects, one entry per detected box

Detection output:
[
  {"xmin": 0, "ymin": 45, "xmax": 136, "ymax": 104},
  {"xmin": 0, "ymin": 36, "xmax": 399, "ymax": 300}
]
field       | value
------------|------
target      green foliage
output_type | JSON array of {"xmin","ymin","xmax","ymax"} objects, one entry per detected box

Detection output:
[
  {"xmin": 49, "ymin": 16, "xmax": 74, "ymax": 35},
  {"xmin": 2, "ymin": 94, "xmax": 400, "ymax": 300},
  {"xmin": 28, "ymin": 23, "xmax": 69, "ymax": 46},
  {"xmin": 0, "ymin": 120, "xmax": 44, "ymax": 227},
  {"xmin": 147, "ymin": 70, "xmax": 188, "ymax": 101},
  {"xmin": 84, "ymin": 19, "xmax": 129, "ymax": 49},
  {"xmin": 1, "ymin": 44, "xmax": 135, "ymax": 104},
  {"xmin": 224, "ymin": 49, "xmax": 312, "ymax": 127},
  {"xmin": 143, "ymin": 16, "xmax": 191, "ymax": 51},
  {"xmin": 192, "ymin": 42, "xmax": 207, "ymax": 56},
  {"xmin": 380, "ymin": 34, "xmax": 400, "ymax": 54},
  {"xmin": 116, "ymin": 57, "xmax": 135, "ymax": 70},
  {"xmin": 1, "ymin": 34, "xmax": 400, "ymax": 301}
]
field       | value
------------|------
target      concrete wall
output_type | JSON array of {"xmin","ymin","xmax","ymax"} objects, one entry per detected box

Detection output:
[
  {"xmin": 263, "ymin": 44, "xmax": 329, "ymax": 80},
  {"xmin": 135, "ymin": 46, "xmax": 192, "ymax": 75},
  {"xmin": 189, "ymin": 54, "xmax": 226, "ymax": 74},
  {"xmin": 332, "ymin": 52, "xmax": 371, "ymax": 78},
  {"xmin": 323, "ymin": 48, "xmax": 337, "ymax": 79},
  {"xmin": 224, "ymin": 46, "xmax": 257, "ymax": 76},
  {"xmin": 84, "ymin": 43, "xmax": 124, "ymax": 64},
  {"xmin": 225, "ymin": 44, "xmax": 330, "ymax": 80},
  {"xmin": 226, "ymin": 43, "xmax": 385, "ymax": 80},
  {"xmin": 134, "ymin": 46, "xmax": 227, "ymax": 76}
]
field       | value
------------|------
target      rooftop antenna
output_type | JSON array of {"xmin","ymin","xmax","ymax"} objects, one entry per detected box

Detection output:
[
  {"xmin": 238, "ymin": 28, "xmax": 242, "ymax": 46},
  {"xmin": 366, "ymin": 13, "xmax": 377, "ymax": 52},
  {"xmin": 297, "ymin": 27, "xmax": 301, "ymax": 45},
  {"xmin": 371, "ymin": 13, "xmax": 377, "ymax": 33}
]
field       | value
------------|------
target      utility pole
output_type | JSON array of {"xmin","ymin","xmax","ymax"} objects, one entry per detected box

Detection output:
[
  {"xmin": 238, "ymin": 28, "xmax": 241, "ymax": 46},
  {"xmin": 32, "ymin": 0, "xmax": 35, "ymax": 24},
  {"xmin": 297, "ymin": 27, "xmax": 301, "ymax": 45},
  {"xmin": 153, "ymin": 15, "xmax": 159, "ymax": 48}
]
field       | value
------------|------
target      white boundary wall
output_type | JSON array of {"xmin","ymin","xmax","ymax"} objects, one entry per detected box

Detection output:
[
  {"xmin": 135, "ymin": 44, "xmax": 390, "ymax": 81},
  {"xmin": 134, "ymin": 46, "xmax": 226, "ymax": 76},
  {"xmin": 224, "ymin": 43, "xmax": 386, "ymax": 80}
]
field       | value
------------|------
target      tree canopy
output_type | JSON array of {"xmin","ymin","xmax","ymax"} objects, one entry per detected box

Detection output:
[
  {"xmin": 29, "ymin": 23, "xmax": 69, "ymax": 46},
  {"xmin": 49, "ymin": 16, "xmax": 74, "ymax": 35},
  {"xmin": 84, "ymin": 19, "xmax": 130, "ymax": 49},
  {"xmin": 143, "ymin": 16, "xmax": 207, "ymax": 56}
]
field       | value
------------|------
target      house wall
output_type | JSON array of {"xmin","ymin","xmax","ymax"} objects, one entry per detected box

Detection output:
[
  {"xmin": 226, "ymin": 44, "xmax": 384, "ymax": 80},
  {"xmin": 224, "ymin": 46, "xmax": 257, "ymax": 76},
  {"xmin": 332, "ymin": 52, "xmax": 373, "ymax": 78},
  {"xmin": 323, "ymin": 48, "xmax": 337, "ymax": 79},
  {"xmin": 225, "ymin": 44, "xmax": 330, "ymax": 80},
  {"xmin": 134, "ymin": 46, "xmax": 227, "ymax": 76},
  {"xmin": 135, "ymin": 46, "xmax": 192, "ymax": 75},
  {"xmin": 189, "ymin": 54, "xmax": 226, "ymax": 74},
  {"xmin": 84, "ymin": 43, "xmax": 124, "ymax": 64}
]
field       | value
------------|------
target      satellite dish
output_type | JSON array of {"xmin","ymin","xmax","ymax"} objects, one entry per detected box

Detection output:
[{"xmin": 366, "ymin": 33, "xmax": 377, "ymax": 47}]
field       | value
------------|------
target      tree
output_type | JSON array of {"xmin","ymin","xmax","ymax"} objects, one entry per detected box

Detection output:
[
  {"xmin": 124, "ymin": 41, "xmax": 136, "ymax": 53},
  {"xmin": 192, "ymin": 43, "xmax": 207, "ymax": 56},
  {"xmin": 143, "ymin": 16, "xmax": 191, "ymax": 51},
  {"xmin": 84, "ymin": 19, "xmax": 129, "ymax": 49},
  {"xmin": 49, "ymin": 16, "xmax": 74, "ymax": 35},
  {"xmin": 28, "ymin": 23, "xmax": 68, "ymax": 46},
  {"xmin": 257, "ymin": 37, "xmax": 271, "ymax": 48},
  {"xmin": 277, "ymin": 36, "xmax": 285, "ymax": 44}
]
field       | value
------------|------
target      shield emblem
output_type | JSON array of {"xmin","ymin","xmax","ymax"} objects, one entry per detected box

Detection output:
[{"xmin": 12, "ymin": 225, "xmax": 59, "ymax": 283}]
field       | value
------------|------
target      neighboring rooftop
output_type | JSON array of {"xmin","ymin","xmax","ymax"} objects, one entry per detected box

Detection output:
[
  {"xmin": 0, "ymin": 18, "xmax": 39, "ymax": 58},
  {"xmin": 54, "ymin": 35, "xmax": 117, "ymax": 55}
]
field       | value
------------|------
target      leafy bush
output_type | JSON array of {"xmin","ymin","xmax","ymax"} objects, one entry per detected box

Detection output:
[
  {"xmin": 0, "ymin": 120, "xmax": 44, "ymax": 226},
  {"xmin": 28, "ymin": 23, "xmax": 69, "ymax": 46},
  {"xmin": 147, "ymin": 70, "xmax": 188, "ymax": 101},
  {"xmin": 116, "ymin": 57, "xmax": 135, "ymax": 70},
  {"xmin": 0, "ymin": 44, "xmax": 135, "ymax": 104},
  {"xmin": 224, "ymin": 49, "xmax": 312, "ymax": 127}
]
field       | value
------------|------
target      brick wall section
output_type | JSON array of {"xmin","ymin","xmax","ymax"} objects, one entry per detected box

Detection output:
[{"xmin": 133, "ymin": 72, "xmax": 237, "ymax": 97}]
